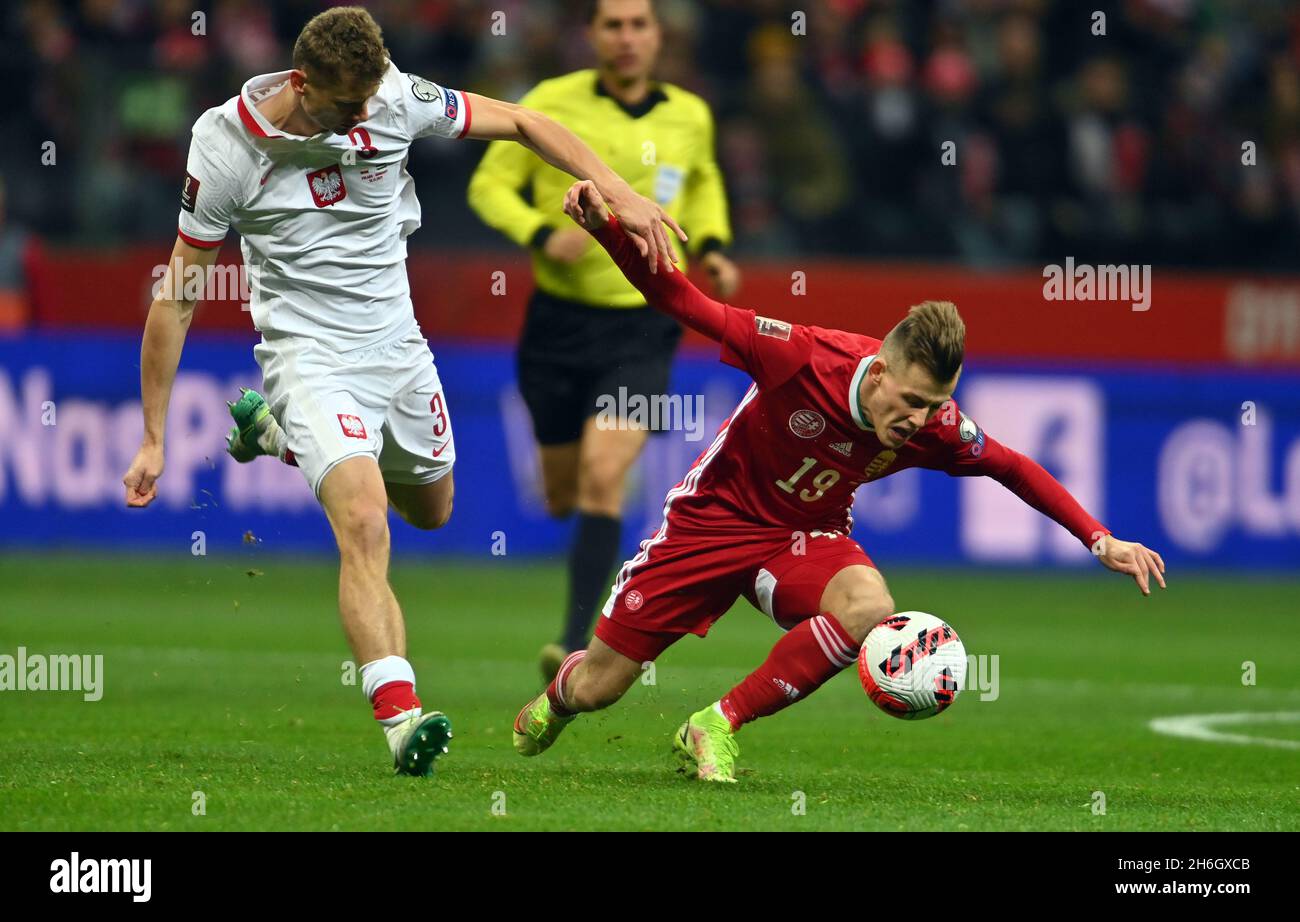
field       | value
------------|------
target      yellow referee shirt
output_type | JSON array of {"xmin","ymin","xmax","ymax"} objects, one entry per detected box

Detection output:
[{"xmin": 467, "ymin": 69, "xmax": 732, "ymax": 308}]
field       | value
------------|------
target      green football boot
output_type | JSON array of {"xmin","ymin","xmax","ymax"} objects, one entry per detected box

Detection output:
[
  {"xmin": 673, "ymin": 704, "xmax": 740, "ymax": 783},
  {"xmin": 513, "ymin": 692, "xmax": 576, "ymax": 757},
  {"xmin": 226, "ymin": 387, "xmax": 283, "ymax": 462},
  {"xmin": 386, "ymin": 710, "xmax": 454, "ymax": 777}
]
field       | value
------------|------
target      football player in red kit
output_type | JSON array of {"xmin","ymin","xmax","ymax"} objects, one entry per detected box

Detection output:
[{"xmin": 514, "ymin": 180, "xmax": 1167, "ymax": 782}]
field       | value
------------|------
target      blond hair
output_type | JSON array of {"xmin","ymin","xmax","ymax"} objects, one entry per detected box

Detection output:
[
  {"xmin": 293, "ymin": 6, "xmax": 389, "ymax": 87},
  {"xmin": 880, "ymin": 300, "xmax": 965, "ymax": 384}
]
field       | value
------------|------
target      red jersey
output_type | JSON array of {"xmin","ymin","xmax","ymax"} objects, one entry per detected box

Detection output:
[{"xmin": 591, "ymin": 218, "xmax": 1108, "ymax": 549}]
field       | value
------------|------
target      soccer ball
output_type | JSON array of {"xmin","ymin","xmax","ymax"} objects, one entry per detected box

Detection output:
[{"xmin": 858, "ymin": 611, "xmax": 967, "ymax": 720}]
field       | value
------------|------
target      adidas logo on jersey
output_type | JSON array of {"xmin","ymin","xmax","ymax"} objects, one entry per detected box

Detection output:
[{"xmin": 830, "ymin": 440, "xmax": 853, "ymax": 457}]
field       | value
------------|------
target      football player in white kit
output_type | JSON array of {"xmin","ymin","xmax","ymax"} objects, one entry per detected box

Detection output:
[{"xmin": 121, "ymin": 6, "xmax": 687, "ymax": 776}]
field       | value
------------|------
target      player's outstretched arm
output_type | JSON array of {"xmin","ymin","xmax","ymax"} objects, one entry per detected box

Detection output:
[
  {"xmin": 962, "ymin": 437, "xmax": 1167, "ymax": 596},
  {"xmin": 562, "ymin": 180, "xmax": 729, "ymax": 342},
  {"xmin": 463, "ymin": 93, "xmax": 686, "ymax": 273},
  {"xmin": 123, "ymin": 236, "xmax": 220, "ymax": 508}
]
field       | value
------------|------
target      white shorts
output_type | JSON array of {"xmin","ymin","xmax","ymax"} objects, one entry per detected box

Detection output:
[{"xmin": 254, "ymin": 326, "xmax": 455, "ymax": 498}]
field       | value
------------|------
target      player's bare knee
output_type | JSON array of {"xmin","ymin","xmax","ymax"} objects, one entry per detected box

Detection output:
[
  {"xmin": 335, "ymin": 500, "xmax": 390, "ymax": 558},
  {"xmin": 835, "ymin": 585, "xmax": 894, "ymax": 643},
  {"xmin": 578, "ymin": 459, "xmax": 627, "ymax": 511}
]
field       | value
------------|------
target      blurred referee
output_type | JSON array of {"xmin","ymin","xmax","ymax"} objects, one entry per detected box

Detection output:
[{"xmin": 468, "ymin": 0, "xmax": 737, "ymax": 680}]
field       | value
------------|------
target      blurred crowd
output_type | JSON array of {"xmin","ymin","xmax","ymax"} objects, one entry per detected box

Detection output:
[{"xmin": 4, "ymin": 0, "xmax": 1300, "ymax": 271}]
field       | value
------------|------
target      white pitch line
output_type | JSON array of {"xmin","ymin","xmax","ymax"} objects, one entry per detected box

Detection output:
[{"xmin": 1148, "ymin": 712, "xmax": 1300, "ymax": 750}]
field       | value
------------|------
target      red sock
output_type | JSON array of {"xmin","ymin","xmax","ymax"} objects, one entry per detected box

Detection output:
[
  {"xmin": 546, "ymin": 650, "xmax": 586, "ymax": 716},
  {"xmin": 371, "ymin": 680, "xmax": 420, "ymax": 722},
  {"xmin": 719, "ymin": 614, "xmax": 857, "ymax": 730},
  {"xmin": 283, "ymin": 449, "xmax": 298, "ymax": 467}
]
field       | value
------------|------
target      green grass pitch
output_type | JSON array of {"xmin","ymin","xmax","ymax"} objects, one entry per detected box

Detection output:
[{"xmin": 1, "ymin": 553, "xmax": 1297, "ymax": 831}]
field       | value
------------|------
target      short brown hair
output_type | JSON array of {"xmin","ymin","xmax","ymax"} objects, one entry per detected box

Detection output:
[
  {"xmin": 293, "ymin": 6, "xmax": 389, "ymax": 87},
  {"xmin": 585, "ymin": 0, "xmax": 657, "ymax": 23},
  {"xmin": 881, "ymin": 300, "xmax": 965, "ymax": 384}
]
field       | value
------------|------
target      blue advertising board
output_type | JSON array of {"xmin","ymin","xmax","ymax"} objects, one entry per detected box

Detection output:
[{"xmin": 1, "ymin": 333, "xmax": 1297, "ymax": 569}]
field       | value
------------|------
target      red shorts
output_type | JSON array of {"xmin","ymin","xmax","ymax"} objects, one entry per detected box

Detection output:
[{"xmin": 595, "ymin": 517, "xmax": 875, "ymax": 663}]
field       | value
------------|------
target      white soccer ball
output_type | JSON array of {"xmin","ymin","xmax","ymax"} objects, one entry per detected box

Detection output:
[{"xmin": 857, "ymin": 611, "xmax": 967, "ymax": 720}]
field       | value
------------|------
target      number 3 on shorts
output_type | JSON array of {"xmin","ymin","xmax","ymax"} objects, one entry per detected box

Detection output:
[
  {"xmin": 430, "ymin": 393, "xmax": 449, "ymax": 439},
  {"xmin": 428, "ymin": 392, "xmax": 453, "ymax": 462}
]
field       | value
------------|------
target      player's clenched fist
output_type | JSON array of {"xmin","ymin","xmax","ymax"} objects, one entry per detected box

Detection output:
[{"xmin": 123, "ymin": 443, "xmax": 164, "ymax": 508}]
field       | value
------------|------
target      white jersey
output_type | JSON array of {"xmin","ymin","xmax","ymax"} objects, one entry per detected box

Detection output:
[{"xmin": 178, "ymin": 61, "xmax": 471, "ymax": 351}]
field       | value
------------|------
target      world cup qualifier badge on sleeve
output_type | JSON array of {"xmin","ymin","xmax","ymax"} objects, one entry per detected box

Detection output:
[
  {"xmin": 958, "ymin": 412, "xmax": 985, "ymax": 457},
  {"xmin": 408, "ymin": 75, "xmax": 442, "ymax": 104},
  {"xmin": 181, "ymin": 172, "xmax": 199, "ymax": 212}
]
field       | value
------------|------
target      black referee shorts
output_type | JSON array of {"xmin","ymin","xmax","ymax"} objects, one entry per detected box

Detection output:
[{"xmin": 517, "ymin": 288, "xmax": 683, "ymax": 446}]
